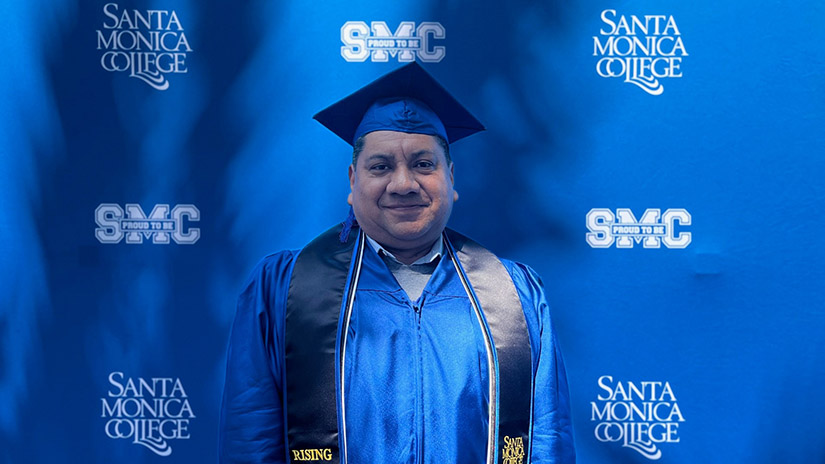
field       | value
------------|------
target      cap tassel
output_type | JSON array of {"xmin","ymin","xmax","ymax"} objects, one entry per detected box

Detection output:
[{"xmin": 339, "ymin": 207, "xmax": 358, "ymax": 243}]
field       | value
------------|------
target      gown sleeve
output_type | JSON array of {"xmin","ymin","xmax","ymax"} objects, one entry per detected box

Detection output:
[
  {"xmin": 219, "ymin": 251, "xmax": 297, "ymax": 464},
  {"xmin": 505, "ymin": 261, "xmax": 576, "ymax": 464}
]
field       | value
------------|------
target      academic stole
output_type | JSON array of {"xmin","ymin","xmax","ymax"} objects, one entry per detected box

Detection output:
[{"xmin": 285, "ymin": 224, "xmax": 532, "ymax": 464}]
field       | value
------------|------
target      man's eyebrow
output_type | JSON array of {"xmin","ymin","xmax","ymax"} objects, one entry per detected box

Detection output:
[
  {"xmin": 410, "ymin": 149, "xmax": 437, "ymax": 159},
  {"xmin": 364, "ymin": 153, "xmax": 393, "ymax": 163}
]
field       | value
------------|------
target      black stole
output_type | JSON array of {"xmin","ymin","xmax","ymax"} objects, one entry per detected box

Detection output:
[{"xmin": 285, "ymin": 224, "xmax": 533, "ymax": 463}]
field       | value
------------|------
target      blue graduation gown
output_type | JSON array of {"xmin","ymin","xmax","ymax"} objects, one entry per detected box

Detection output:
[{"xmin": 219, "ymin": 242, "xmax": 575, "ymax": 463}]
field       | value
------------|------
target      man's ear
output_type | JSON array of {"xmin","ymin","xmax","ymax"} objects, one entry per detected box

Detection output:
[
  {"xmin": 450, "ymin": 162, "xmax": 458, "ymax": 202},
  {"xmin": 348, "ymin": 164, "xmax": 355, "ymax": 205}
]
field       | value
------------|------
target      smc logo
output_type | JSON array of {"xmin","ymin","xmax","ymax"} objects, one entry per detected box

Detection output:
[
  {"xmin": 341, "ymin": 21, "xmax": 445, "ymax": 62},
  {"xmin": 95, "ymin": 203, "xmax": 200, "ymax": 245},
  {"xmin": 586, "ymin": 208, "xmax": 691, "ymax": 249}
]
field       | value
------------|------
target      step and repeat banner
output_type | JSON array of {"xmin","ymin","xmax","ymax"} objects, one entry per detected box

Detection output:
[{"xmin": 2, "ymin": 0, "xmax": 823, "ymax": 463}]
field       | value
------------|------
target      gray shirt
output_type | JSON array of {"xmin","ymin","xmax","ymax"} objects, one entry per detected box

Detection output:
[{"xmin": 365, "ymin": 235, "xmax": 443, "ymax": 302}]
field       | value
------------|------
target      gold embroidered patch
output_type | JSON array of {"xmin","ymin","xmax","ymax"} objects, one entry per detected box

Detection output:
[
  {"xmin": 502, "ymin": 435, "xmax": 525, "ymax": 464},
  {"xmin": 291, "ymin": 448, "xmax": 333, "ymax": 461}
]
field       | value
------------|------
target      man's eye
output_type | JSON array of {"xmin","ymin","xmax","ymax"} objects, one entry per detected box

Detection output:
[
  {"xmin": 370, "ymin": 164, "xmax": 390, "ymax": 171},
  {"xmin": 415, "ymin": 161, "xmax": 434, "ymax": 169}
]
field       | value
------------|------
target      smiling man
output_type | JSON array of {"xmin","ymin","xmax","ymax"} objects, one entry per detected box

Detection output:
[
  {"xmin": 349, "ymin": 130, "xmax": 454, "ymax": 264},
  {"xmin": 220, "ymin": 62, "xmax": 575, "ymax": 464}
]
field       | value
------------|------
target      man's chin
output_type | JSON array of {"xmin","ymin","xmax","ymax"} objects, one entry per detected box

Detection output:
[
  {"xmin": 386, "ymin": 228, "xmax": 430, "ymax": 243},
  {"xmin": 378, "ymin": 224, "xmax": 440, "ymax": 247}
]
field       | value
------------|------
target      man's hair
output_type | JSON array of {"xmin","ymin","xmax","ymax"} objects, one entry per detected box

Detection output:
[{"xmin": 352, "ymin": 133, "xmax": 451, "ymax": 166}]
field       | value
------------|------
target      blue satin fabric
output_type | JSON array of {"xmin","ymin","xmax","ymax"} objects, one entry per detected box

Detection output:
[{"xmin": 219, "ymin": 243, "xmax": 575, "ymax": 463}]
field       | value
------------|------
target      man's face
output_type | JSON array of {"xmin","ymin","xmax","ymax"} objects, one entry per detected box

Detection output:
[{"xmin": 348, "ymin": 130, "xmax": 456, "ymax": 252}]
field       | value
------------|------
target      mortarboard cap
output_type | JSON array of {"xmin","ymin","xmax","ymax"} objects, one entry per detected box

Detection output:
[{"xmin": 313, "ymin": 62, "xmax": 485, "ymax": 146}]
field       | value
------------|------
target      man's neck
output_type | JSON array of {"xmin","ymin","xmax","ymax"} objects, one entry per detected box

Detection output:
[
  {"xmin": 384, "ymin": 243, "xmax": 436, "ymax": 265},
  {"xmin": 367, "ymin": 235, "xmax": 442, "ymax": 265}
]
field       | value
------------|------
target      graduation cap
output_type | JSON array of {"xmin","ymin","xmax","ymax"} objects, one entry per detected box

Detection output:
[{"xmin": 313, "ymin": 62, "xmax": 485, "ymax": 146}]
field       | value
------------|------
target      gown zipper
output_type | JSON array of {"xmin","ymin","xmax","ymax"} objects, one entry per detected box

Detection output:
[{"xmin": 412, "ymin": 301, "xmax": 424, "ymax": 464}]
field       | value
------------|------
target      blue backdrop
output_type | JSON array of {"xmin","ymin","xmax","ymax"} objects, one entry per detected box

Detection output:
[{"xmin": 2, "ymin": 0, "xmax": 823, "ymax": 463}]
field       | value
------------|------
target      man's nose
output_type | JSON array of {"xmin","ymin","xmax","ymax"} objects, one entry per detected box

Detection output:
[{"xmin": 387, "ymin": 166, "xmax": 420, "ymax": 195}]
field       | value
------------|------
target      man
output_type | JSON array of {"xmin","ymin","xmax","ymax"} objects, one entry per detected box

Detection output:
[{"xmin": 220, "ymin": 62, "xmax": 575, "ymax": 464}]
